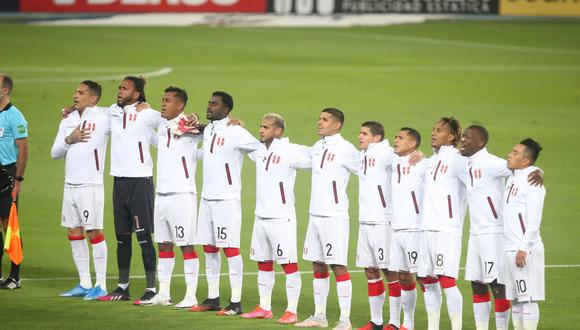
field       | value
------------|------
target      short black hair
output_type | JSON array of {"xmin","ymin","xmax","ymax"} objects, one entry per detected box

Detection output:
[
  {"xmin": 0, "ymin": 74, "xmax": 13, "ymax": 95},
  {"xmin": 466, "ymin": 125, "xmax": 489, "ymax": 144},
  {"xmin": 124, "ymin": 76, "xmax": 147, "ymax": 102},
  {"xmin": 361, "ymin": 121, "xmax": 384, "ymax": 140},
  {"xmin": 440, "ymin": 116, "xmax": 462, "ymax": 148},
  {"xmin": 81, "ymin": 80, "xmax": 102, "ymax": 101},
  {"xmin": 165, "ymin": 86, "xmax": 188, "ymax": 106},
  {"xmin": 400, "ymin": 127, "xmax": 421, "ymax": 148},
  {"xmin": 520, "ymin": 138, "xmax": 542, "ymax": 165},
  {"xmin": 212, "ymin": 91, "xmax": 233, "ymax": 111},
  {"xmin": 322, "ymin": 108, "xmax": 344, "ymax": 125}
]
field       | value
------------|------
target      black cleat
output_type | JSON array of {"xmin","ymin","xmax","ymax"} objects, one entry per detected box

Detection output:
[
  {"xmin": 133, "ymin": 290, "xmax": 157, "ymax": 306},
  {"xmin": 0, "ymin": 277, "xmax": 21, "ymax": 290},
  {"xmin": 97, "ymin": 286, "xmax": 130, "ymax": 301},
  {"xmin": 190, "ymin": 297, "xmax": 220, "ymax": 312},
  {"xmin": 216, "ymin": 301, "xmax": 243, "ymax": 316}
]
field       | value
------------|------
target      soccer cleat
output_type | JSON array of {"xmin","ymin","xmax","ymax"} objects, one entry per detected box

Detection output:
[
  {"xmin": 333, "ymin": 320, "xmax": 353, "ymax": 330},
  {"xmin": 174, "ymin": 295, "xmax": 198, "ymax": 309},
  {"xmin": 190, "ymin": 297, "xmax": 220, "ymax": 312},
  {"xmin": 133, "ymin": 290, "xmax": 157, "ymax": 306},
  {"xmin": 59, "ymin": 284, "xmax": 90, "ymax": 297},
  {"xmin": 83, "ymin": 286, "xmax": 107, "ymax": 300},
  {"xmin": 357, "ymin": 322, "xmax": 383, "ymax": 330},
  {"xmin": 140, "ymin": 293, "xmax": 172, "ymax": 307},
  {"xmin": 384, "ymin": 325, "xmax": 399, "ymax": 330},
  {"xmin": 241, "ymin": 305, "xmax": 273, "ymax": 319},
  {"xmin": 295, "ymin": 314, "xmax": 328, "ymax": 328},
  {"xmin": 278, "ymin": 311, "xmax": 299, "ymax": 324},
  {"xmin": 0, "ymin": 277, "xmax": 21, "ymax": 290},
  {"xmin": 216, "ymin": 301, "xmax": 243, "ymax": 316},
  {"xmin": 97, "ymin": 286, "xmax": 130, "ymax": 301}
]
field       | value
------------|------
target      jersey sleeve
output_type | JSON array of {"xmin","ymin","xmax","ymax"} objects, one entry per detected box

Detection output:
[
  {"xmin": 234, "ymin": 127, "xmax": 260, "ymax": 153},
  {"xmin": 490, "ymin": 157, "xmax": 512, "ymax": 178},
  {"xmin": 11, "ymin": 109, "xmax": 28, "ymax": 139},
  {"xmin": 520, "ymin": 185, "xmax": 546, "ymax": 251},
  {"xmin": 345, "ymin": 144, "xmax": 360, "ymax": 175},
  {"xmin": 290, "ymin": 144, "xmax": 312, "ymax": 169},
  {"xmin": 50, "ymin": 119, "xmax": 71, "ymax": 160}
]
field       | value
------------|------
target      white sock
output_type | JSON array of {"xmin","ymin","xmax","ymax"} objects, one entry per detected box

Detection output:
[
  {"xmin": 473, "ymin": 301, "xmax": 491, "ymax": 330},
  {"xmin": 512, "ymin": 302, "xmax": 524, "ymax": 330},
  {"xmin": 157, "ymin": 254, "xmax": 175, "ymax": 297},
  {"xmin": 388, "ymin": 281, "xmax": 402, "ymax": 328},
  {"xmin": 313, "ymin": 274, "xmax": 330, "ymax": 316},
  {"xmin": 91, "ymin": 238, "xmax": 107, "ymax": 290},
  {"xmin": 258, "ymin": 269, "xmax": 275, "ymax": 311},
  {"xmin": 368, "ymin": 278, "xmax": 385, "ymax": 326},
  {"xmin": 401, "ymin": 284, "xmax": 417, "ymax": 329},
  {"xmin": 285, "ymin": 271, "xmax": 301, "ymax": 314},
  {"xmin": 443, "ymin": 286, "xmax": 463, "ymax": 330},
  {"xmin": 204, "ymin": 251, "xmax": 221, "ymax": 299},
  {"xmin": 495, "ymin": 300, "xmax": 511, "ymax": 330},
  {"xmin": 522, "ymin": 302, "xmax": 539, "ymax": 330},
  {"xmin": 183, "ymin": 254, "xmax": 199, "ymax": 302},
  {"xmin": 336, "ymin": 276, "xmax": 352, "ymax": 322},
  {"xmin": 227, "ymin": 254, "xmax": 243, "ymax": 303},
  {"xmin": 423, "ymin": 282, "xmax": 442, "ymax": 330},
  {"xmin": 70, "ymin": 237, "xmax": 92, "ymax": 289}
]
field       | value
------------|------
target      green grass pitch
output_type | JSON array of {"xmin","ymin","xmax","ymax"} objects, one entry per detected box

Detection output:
[{"xmin": 0, "ymin": 19, "xmax": 579, "ymax": 329}]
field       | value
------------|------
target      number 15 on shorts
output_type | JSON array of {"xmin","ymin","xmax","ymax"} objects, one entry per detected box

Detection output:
[{"xmin": 216, "ymin": 226, "xmax": 227, "ymax": 243}]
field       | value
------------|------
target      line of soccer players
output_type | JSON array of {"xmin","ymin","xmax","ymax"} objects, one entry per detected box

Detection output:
[{"xmin": 52, "ymin": 77, "xmax": 546, "ymax": 330}]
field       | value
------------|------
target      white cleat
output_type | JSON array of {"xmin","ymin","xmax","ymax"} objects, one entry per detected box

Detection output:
[
  {"xmin": 174, "ymin": 295, "xmax": 198, "ymax": 309},
  {"xmin": 140, "ymin": 294, "xmax": 172, "ymax": 307},
  {"xmin": 295, "ymin": 314, "xmax": 328, "ymax": 328},
  {"xmin": 332, "ymin": 320, "xmax": 352, "ymax": 330}
]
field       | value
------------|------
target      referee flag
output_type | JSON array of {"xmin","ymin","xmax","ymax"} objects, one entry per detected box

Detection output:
[{"xmin": 3, "ymin": 201, "xmax": 23, "ymax": 265}]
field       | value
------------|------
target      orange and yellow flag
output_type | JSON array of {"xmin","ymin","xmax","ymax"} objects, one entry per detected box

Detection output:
[{"xmin": 3, "ymin": 201, "xmax": 22, "ymax": 265}]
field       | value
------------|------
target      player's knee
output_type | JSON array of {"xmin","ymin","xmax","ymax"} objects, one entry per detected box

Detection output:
[
  {"xmin": 135, "ymin": 231, "xmax": 153, "ymax": 246},
  {"xmin": 398, "ymin": 272, "xmax": 414, "ymax": 286},
  {"xmin": 116, "ymin": 232, "xmax": 131, "ymax": 245},
  {"xmin": 364, "ymin": 268, "xmax": 381, "ymax": 280},
  {"xmin": 86, "ymin": 229, "xmax": 103, "ymax": 241},
  {"xmin": 438, "ymin": 275, "xmax": 457, "ymax": 288},
  {"xmin": 67, "ymin": 227, "xmax": 83, "ymax": 237},
  {"xmin": 158, "ymin": 242, "xmax": 174, "ymax": 252},
  {"xmin": 331, "ymin": 265, "xmax": 349, "ymax": 278},
  {"xmin": 223, "ymin": 247, "xmax": 240, "ymax": 258},
  {"xmin": 384, "ymin": 269, "xmax": 398, "ymax": 282},
  {"xmin": 312, "ymin": 261, "xmax": 328, "ymax": 274},
  {"xmin": 282, "ymin": 263, "xmax": 298, "ymax": 274},
  {"xmin": 490, "ymin": 280, "xmax": 507, "ymax": 299},
  {"xmin": 471, "ymin": 281, "xmax": 489, "ymax": 295},
  {"xmin": 180, "ymin": 245, "xmax": 196, "ymax": 255}
]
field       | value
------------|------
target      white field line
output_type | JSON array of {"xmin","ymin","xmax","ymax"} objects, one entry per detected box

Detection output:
[
  {"xmin": 20, "ymin": 264, "xmax": 580, "ymax": 282},
  {"xmin": 12, "ymin": 67, "xmax": 173, "ymax": 84}
]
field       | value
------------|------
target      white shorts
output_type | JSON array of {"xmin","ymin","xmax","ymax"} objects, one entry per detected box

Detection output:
[
  {"xmin": 504, "ymin": 249, "xmax": 545, "ymax": 302},
  {"xmin": 303, "ymin": 215, "xmax": 349, "ymax": 266},
  {"xmin": 154, "ymin": 193, "xmax": 197, "ymax": 246},
  {"xmin": 356, "ymin": 223, "xmax": 391, "ymax": 269},
  {"xmin": 61, "ymin": 184, "xmax": 104, "ymax": 231},
  {"xmin": 196, "ymin": 198, "xmax": 241, "ymax": 248},
  {"xmin": 250, "ymin": 216, "xmax": 298, "ymax": 264},
  {"xmin": 418, "ymin": 231, "xmax": 462, "ymax": 279},
  {"xmin": 465, "ymin": 233, "xmax": 505, "ymax": 284},
  {"xmin": 389, "ymin": 230, "xmax": 421, "ymax": 273}
]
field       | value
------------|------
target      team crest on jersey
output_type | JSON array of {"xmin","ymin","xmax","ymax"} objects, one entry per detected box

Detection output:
[
  {"xmin": 510, "ymin": 186, "xmax": 519, "ymax": 197},
  {"xmin": 216, "ymin": 137, "xmax": 225, "ymax": 146},
  {"xmin": 271, "ymin": 155, "xmax": 281, "ymax": 164},
  {"xmin": 402, "ymin": 165, "xmax": 411, "ymax": 175},
  {"xmin": 439, "ymin": 164, "xmax": 449, "ymax": 174},
  {"xmin": 473, "ymin": 169, "xmax": 482, "ymax": 179},
  {"xmin": 128, "ymin": 113, "xmax": 137, "ymax": 122},
  {"xmin": 367, "ymin": 157, "xmax": 376, "ymax": 167},
  {"xmin": 325, "ymin": 152, "xmax": 335, "ymax": 162},
  {"xmin": 86, "ymin": 123, "xmax": 96, "ymax": 132}
]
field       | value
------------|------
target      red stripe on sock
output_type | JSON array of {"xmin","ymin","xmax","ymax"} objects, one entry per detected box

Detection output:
[
  {"xmin": 495, "ymin": 299, "xmax": 511, "ymax": 312},
  {"xmin": 335, "ymin": 273, "xmax": 351, "ymax": 282},
  {"xmin": 282, "ymin": 263, "xmax": 298, "ymax": 274},
  {"xmin": 203, "ymin": 245, "xmax": 219, "ymax": 253},
  {"xmin": 401, "ymin": 281, "xmax": 416, "ymax": 291},
  {"xmin": 224, "ymin": 247, "xmax": 240, "ymax": 258},
  {"xmin": 90, "ymin": 234, "xmax": 105, "ymax": 244},
  {"xmin": 473, "ymin": 292, "xmax": 491, "ymax": 303},
  {"xmin": 68, "ymin": 235, "xmax": 85, "ymax": 241},
  {"xmin": 388, "ymin": 281, "xmax": 402, "ymax": 297},
  {"xmin": 420, "ymin": 277, "xmax": 439, "ymax": 285},
  {"xmin": 159, "ymin": 251, "xmax": 175, "ymax": 259},
  {"xmin": 258, "ymin": 261, "xmax": 274, "ymax": 272},
  {"xmin": 183, "ymin": 252, "xmax": 198, "ymax": 260},
  {"xmin": 314, "ymin": 271, "xmax": 330, "ymax": 279},
  {"xmin": 438, "ymin": 276, "xmax": 456, "ymax": 289},
  {"xmin": 368, "ymin": 280, "xmax": 386, "ymax": 296}
]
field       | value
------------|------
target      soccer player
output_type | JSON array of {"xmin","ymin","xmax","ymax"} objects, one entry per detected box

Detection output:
[
  {"xmin": 418, "ymin": 117, "xmax": 467, "ymax": 330},
  {"xmin": 192, "ymin": 91, "xmax": 260, "ymax": 315},
  {"xmin": 389, "ymin": 127, "xmax": 429, "ymax": 330},
  {"xmin": 51, "ymin": 81, "xmax": 109, "ymax": 300},
  {"xmin": 0, "ymin": 74, "xmax": 28, "ymax": 290},
  {"xmin": 97, "ymin": 76, "xmax": 164, "ymax": 304},
  {"xmin": 296, "ymin": 108, "xmax": 359, "ymax": 330},
  {"xmin": 241, "ymin": 113, "xmax": 310, "ymax": 323},
  {"xmin": 140, "ymin": 87, "xmax": 202, "ymax": 308},
  {"xmin": 503, "ymin": 139, "xmax": 545, "ymax": 330},
  {"xmin": 354, "ymin": 121, "xmax": 401, "ymax": 330}
]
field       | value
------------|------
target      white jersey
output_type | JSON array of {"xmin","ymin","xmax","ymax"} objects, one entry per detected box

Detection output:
[
  {"xmin": 309, "ymin": 133, "xmax": 359, "ymax": 218},
  {"xmin": 502, "ymin": 165, "xmax": 545, "ymax": 252},
  {"xmin": 465, "ymin": 148, "xmax": 512, "ymax": 235},
  {"xmin": 155, "ymin": 118, "xmax": 201, "ymax": 194},
  {"xmin": 51, "ymin": 106, "xmax": 110, "ymax": 185},
  {"xmin": 390, "ymin": 155, "xmax": 429, "ymax": 230},
  {"xmin": 201, "ymin": 117, "xmax": 260, "ymax": 200},
  {"xmin": 421, "ymin": 145, "xmax": 468, "ymax": 234},
  {"xmin": 109, "ymin": 102, "xmax": 162, "ymax": 177},
  {"xmin": 249, "ymin": 137, "xmax": 311, "ymax": 219},
  {"xmin": 358, "ymin": 140, "xmax": 395, "ymax": 224}
]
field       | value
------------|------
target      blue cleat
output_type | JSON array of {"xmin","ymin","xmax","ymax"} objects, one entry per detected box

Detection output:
[
  {"xmin": 84, "ymin": 285, "xmax": 108, "ymax": 300},
  {"xmin": 59, "ymin": 284, "xmax": 91, "ymax": 297}
]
